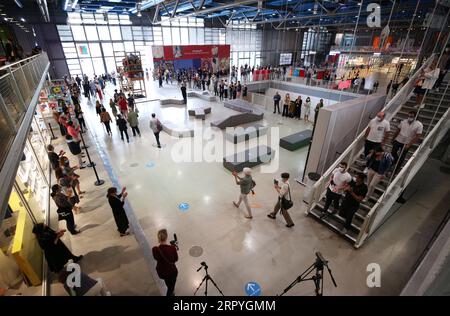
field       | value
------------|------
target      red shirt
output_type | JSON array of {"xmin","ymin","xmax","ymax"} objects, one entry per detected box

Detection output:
[
  {"xmin": 118, "ymin": 98, "xmax": 128, "ymax": 112},
  {"xmin": 152, "ymin": 244, "xmax": 178, "ymax": 278}
]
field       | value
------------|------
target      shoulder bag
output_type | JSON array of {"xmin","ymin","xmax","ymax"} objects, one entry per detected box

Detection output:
[{"xmin": 281, "ymin": 185, "xmax": 293, "ymax": 210}]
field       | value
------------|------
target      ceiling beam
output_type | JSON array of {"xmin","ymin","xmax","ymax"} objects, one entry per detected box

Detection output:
[
  {"xmin": 171, "ymin": 0, "xmax": 180, "ymax": 18},
  {"xmin": 153, "ymin": 3, "xmax": 160, "ymax": 23},
  {"xmin": 152, "ymin": 0, "xmax": 259, "ymax": 24}
]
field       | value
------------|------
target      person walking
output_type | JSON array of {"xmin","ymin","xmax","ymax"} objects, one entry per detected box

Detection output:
[
  {"xmin": 232, "ymin": 168, "xmax": 254, "ymax": 219},
  {"xmin": 109, "ymin": 98, "xmax": 118, "ymax": 120},
  {"xmin": 338, "ymin": 172, "xmax": 368, "ymax": 235},
  {"xmin": 295, "ymin": 96, "xmax": 302, "ymax": 120},
  {"xmin": 33, "ymin": 223, "xmax": 83, "ymax": 273},
  {"xmin": 364, "ymin": 111, "xmax": 390, "ymax": 157},
  {"xmin": 282, "ymin": 93, "xmax": 290, "ymax": 117},
  {"xmin": 314, "ymin": 99, "xmax": 324, "ymax": 125},
  {"xmin": 242, "ymin": 84, "xmax": 248, "ymax": 101},
  {"xmin": 219, "ymin": 80, "xmax": 224, "ymax": 101},
  {"xmin": 391, "ymin": 111, "xmax": 423, "ymax": 174},
  {"xmin": 127, "ymin": 94, "xmax": 135, "ymax": 111},
  {"xmin": 320, "ymin": 162, "xmax": 352, "ymax": 218},
  {"xmin": 51, "ymin": 184, "xmax": 80, "ymax": 235},
  {"xmin": 106, "ymin": 187, "xmax": 130, "ymax": 236},
  {"xmin": 116, "ymin": 114, "xmax": 130, "ymax": 142},
  {"xmin": 273, "ymin": 92, "xmax": 281, "ymax": 114},
  {"xmin": 180, "ymin": 81, "xmax": 187, "ymax": 104},
  {"xmin": 267, "ymin": 172, "xmax": 295, "ymax": 228},
  {"xmin": 365, "ymin": 147, "xmax": 394, "ymax": 201},
  {"xmin": 149, "ymin": 113, "xmax": 162, "ymax": 148},
  {"xmin": 152, "ymin": 229, "xmax": 178, "ymax": 296},
  {"xmin": 224, "ymin": 80, "xmax": 229, "ymax": 99},
  {"xmin": 95, "ymin": 100, "xmax": 103, "ymax": 116},
  {"xmin": 100, "ymin": 108, "xmax": 112, "ymax": 136},
  {"xmin": 303, "ymin": 97, "xmax": 311, "ymax": 123},
  {"xmin": 127, "ymin": 108, "xmax": 141, "ymax": 137},
  {"xmin": 118, "ymin": 96, "xmax": 128, "ymax": 119}
]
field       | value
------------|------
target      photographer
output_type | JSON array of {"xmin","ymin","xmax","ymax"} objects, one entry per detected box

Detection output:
[
  {"xmin": 152, "ymin": 229, "xmax": 178, "ymax": 296},
  {"xmin": 106, "ymin": 187, "xmax": 130, "ymax": 237},
  {"xmin": 267, "ymin": 172, "xmax": 295, "ymax": 228},
  {"xmin": 232, "ymin": 168, "xmax": 254, "ymax": 219}
]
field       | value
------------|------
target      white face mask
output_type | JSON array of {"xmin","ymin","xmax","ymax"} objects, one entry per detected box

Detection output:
[{"xmin": 377, "ymin": 116, "xmax": 383, "ymax": 122}]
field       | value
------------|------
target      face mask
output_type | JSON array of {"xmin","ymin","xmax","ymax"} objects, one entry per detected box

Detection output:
[{"xmin": 377, "ymin": 117, "xmax": 383, "ymax": 122}]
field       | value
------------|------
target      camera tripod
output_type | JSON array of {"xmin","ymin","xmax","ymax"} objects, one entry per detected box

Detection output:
[
  {"xmin": 278, "ymin": 252, "xmax": 337, "ymax": 296},
  {"xmin": 193, "ymin": 262, "xmax": 224, "ymax": 296}
]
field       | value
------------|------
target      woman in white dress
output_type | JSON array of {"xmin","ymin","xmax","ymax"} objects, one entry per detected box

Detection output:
[{"xmin": 303, "ymin": 97, "xmax": 311, "ymax": 123}]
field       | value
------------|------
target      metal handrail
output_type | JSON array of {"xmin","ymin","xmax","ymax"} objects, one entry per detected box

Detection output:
[
  {"xmin": 307, "ymin": 54, "xmax": 437, "ymax": 209},
  {"xmin": 0, "ymin": 54, "xmax": 44, "ymax": 71}
]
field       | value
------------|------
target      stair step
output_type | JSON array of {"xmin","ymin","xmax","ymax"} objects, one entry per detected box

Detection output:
[
  {"xmin": 316, "ymin": 198, "xmax": 368, "ymax": 223},
  {"xmin": 308, "ymin": 207, "xmax": 358, "ymax": 243}
]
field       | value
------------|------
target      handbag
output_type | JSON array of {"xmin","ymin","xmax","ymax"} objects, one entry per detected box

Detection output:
[{"xmin": 281, "ymin": 185, "xmax": 293, "ymax": 210}]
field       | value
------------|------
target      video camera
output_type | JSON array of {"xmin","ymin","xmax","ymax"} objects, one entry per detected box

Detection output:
[{"xmin": 170, "ymin": 233, "xmax": 179, "ymax": 250}]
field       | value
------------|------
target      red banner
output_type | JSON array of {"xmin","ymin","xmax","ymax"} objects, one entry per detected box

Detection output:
[{"xmin": 153, "ymin": 45, "xmax": 230, "ymax": 61}]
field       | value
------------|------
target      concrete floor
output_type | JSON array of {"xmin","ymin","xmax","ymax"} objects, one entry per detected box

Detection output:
[{"xmin": 52, "ymin": 77, "xmax": 449, "ymax": 296}]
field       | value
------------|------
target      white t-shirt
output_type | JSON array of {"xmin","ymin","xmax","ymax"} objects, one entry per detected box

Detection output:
[
  {"xmin": 329, "ymin": 168, "xmax": 352, "ymax": 195},
  {"xmin": 367, "ymin": 118, "xmax": 390, "ymax": 143},
  {"xmin": 395, "ymin": 120, "xmax": 423, "ymax": 144}
]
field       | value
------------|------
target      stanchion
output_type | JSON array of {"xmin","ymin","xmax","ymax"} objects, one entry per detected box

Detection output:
[
  {"xmin": 48, "ymin": 123, "xmax": 57, "ymax": 140},
  {"xmin": 79, "ymin": 130, "xmax": 104, "ymax": 186}
]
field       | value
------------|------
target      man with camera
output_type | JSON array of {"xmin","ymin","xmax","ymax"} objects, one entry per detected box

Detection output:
[
  {"xmin": 232, "ymin": 168, "xmax": 254, "ymax": 219},
  {"xmin": 267, "ymin": 172, "xmax": 295, "ymax": 228},
  {"xmin": 152, "ymin": 229, "xmax": 178, "ymax": 296}
]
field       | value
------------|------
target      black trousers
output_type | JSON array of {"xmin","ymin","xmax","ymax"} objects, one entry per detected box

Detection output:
[
  {"xmin": 154, "ymin": 132, "xmax": 161, "ymax": 147},
  {"xmin": 58, "ymin": 212, "xmax": 77, "ymax": 234},
  {"xmin": 120, "ymin": 129, "xmax": 129, "ymax": 141},
  {"xmin": 339, "ymin": 202, "xmax": 359, "ymax": 229},
  {"xmin": 214, "ymin": 88, "xmax": 218, "ymax": 96},
  {"xmin": 273, "ymin": 101, "xmax": 280, "ymax": 113},
  {"xmin": 181, "ymin": 90, "xmax": 187, "ymax": 103},
  {"xmin": 78, "ymin": 118, "xmax": 87, "ymax": 131},
  {"xmin": 219, "ymin": 91, "xmax": 224, "ymax": 100},
  {"xmin": 282, "ymin": 104, "xmax": 289, "ymax": 117},
  {"xmin": 392, "ymin": 140, "xmax": 407, "ymax": 173},
  {"xmin": 323, "ymin": 188, "xmax": 341, "ymax": 213},
  {"xmin": 163, "ymin": 272, "xmax": 177, "ymax": 296},
  {"xmin": 131, "ymin": 126, "xmax": 140, "ymax": 136},
  {"xmin": 224, "ymin": 90, "xmax": 228, "ymax": 99},
  {"xmin": 364, "ymin": 139, "xmax": 380, "ymax": 157},
  {"xmin": 104, "ymin": 121, "xmax": 111, "ymax": 134}
]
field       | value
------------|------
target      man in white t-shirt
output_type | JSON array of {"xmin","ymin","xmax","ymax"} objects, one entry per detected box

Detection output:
[
  {"xmin": 391, "ymin": 110, "xmax": 423, "ymax": 173},
  {"xmin": 320, "ymin": 162, "xmax": 352, "ymax": 218},
  {"xmin": 364, "ymin": 111, "xmax": 391, "ymax": 157}
]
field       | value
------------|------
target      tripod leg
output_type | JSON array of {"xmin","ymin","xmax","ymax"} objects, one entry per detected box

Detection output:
[
  {"xmin": 194, "ymin": 275, "xmax": 208, "ymax": 296},
  {"xmin": 207, "ymin": 275, "xmax": 225, "ymax": 296}
]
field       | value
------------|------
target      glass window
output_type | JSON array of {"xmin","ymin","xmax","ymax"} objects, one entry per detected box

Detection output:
[
  {"xmin": 197, "ymin": 28, "xmax": 204, "ymax": 44},
  {"xmin": 124, "ymin": 41, "xmax": 134, "ymax": 51},
  {"xmin": 97, "ymin": 26, "xmax": 110, "ymax": 40},
  {"xmin": 104, "ymin": 57, "xmax": 116, "ymax": 73},
  {"xmin": 102, "ymin": 42, "xmax": 114, "ymax": 56},
  {"xmin": 171, "ymin": 28, "xmax": 180, "ymax": 45},
  {"xmin": 89, "ymin": 43, "xmax": 102, "ymax": 57},
  {"xmin": 189, "ymin": 28, "xmax": 197, "ymax": 44},
  {"xmin": 84, "ymin": 26, "xmax": 99, "ymax": 41},
  {"xmin": 113, "ymin": 42, "xmax": 124, "ymax": 52},
  {"xmin": 162, "ymin": 27, "xmax": 172, "ymax": 45},
  {"xmin": 80, "ymin": 58, "xmax": 94, "ymax": 78},
  {"xmin": 110, "ymin": 26, "xmax": 122, "ymax": 40},
  {"xmin": 180, "ymin": 28, "xmax": 189, "ymax": 45},
  {"xmin": 92, "ymin": 58, "xmax": 105, "ymax": 76},
  {"xmin": 121, "ymin": 26, "xmax": 132, "ymax": 40},
  {"xmin": 71, "ymin": 25, "xmax": 86, "ymax": 41},
  {"xmin": 66, "ymin": 59, "xmax": 80, "ymax": 65}
]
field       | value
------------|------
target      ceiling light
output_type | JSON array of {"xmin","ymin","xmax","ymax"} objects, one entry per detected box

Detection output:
[
  {"xmin": 137, "ymin": 11, "xmax": 142, "ymax": 17},
  {"xmin": 20, "ymin": 17, "xmax": 26, "ymax": 22},
  {"xmin": 3, "ymin": 17, "xmax": 7, "ymax": 21},
  {"xmin": 14, "ymin": 0, "xmax": 23, "ymax": 8},
  {"xmin": 308, "ymin": 9, "xmax": 311, "ymax": 11},
  {"xmin": 202, "ymin": 6, "xmax": 206, "ymax": 9}
]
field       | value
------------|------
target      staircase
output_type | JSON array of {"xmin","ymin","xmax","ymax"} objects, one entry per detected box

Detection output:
[{"xmin": 307, "ymin": 81, "xmax": 450, "ymax": 244}]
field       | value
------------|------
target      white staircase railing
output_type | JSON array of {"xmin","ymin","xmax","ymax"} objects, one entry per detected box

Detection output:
[{"xmin": 305, "ymin": 54, "xmax": 440, "ymax": 248}]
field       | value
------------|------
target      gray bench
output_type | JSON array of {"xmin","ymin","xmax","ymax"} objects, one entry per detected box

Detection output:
[
  {"xmin": 279, "ymin": 130, "xmax": 313, "ymax": 151},
  {"xmin": 223, "ymin": 99, "xmax": 264, "ymax": 115},
  {"xmin": 160, "ymin": 98, "xmax": 185, "ymax": 105},
  {"xmin": 187, "ymin": 91, "xmax": 216, "ymax": 101},
  {"xmin": 225, "ymin": 124, "xmax": 268, "ymax": 143},
  {"xmin": 210, "ymin": 112, "xmax": 263, "ymax": 129},
  {"xmin": 188, "ymin": 106, "xmax": 211, "ymax": 120},
  {"xmin": 161, "ymin": 121, "xmax": 194, "ymax": 138},
  {"xmin": 223, "ymin": 145, "xmax": 275, "ymax": 172}
]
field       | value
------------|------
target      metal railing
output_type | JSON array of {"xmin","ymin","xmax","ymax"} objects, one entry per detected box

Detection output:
[
  {"xmin": 304, "ymin": 54, "xmax": 438, "ymax": 247},
  {"xmin": 0, "ymin": 53, "xmax": 49, "ymax": 168}
]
